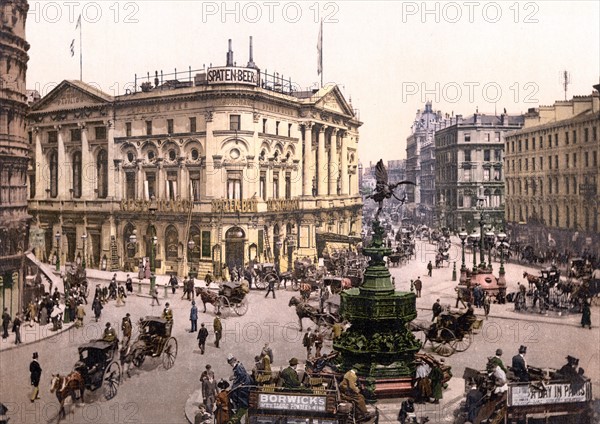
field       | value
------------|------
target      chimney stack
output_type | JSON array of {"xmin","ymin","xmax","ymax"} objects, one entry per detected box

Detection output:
[
  {"xmin": 247, "ymin": 36, "xmax": 256, "ymax": 68},
  {"xmin": 226, "ymin": 39, "xmax": 234, "ymax": 66}
]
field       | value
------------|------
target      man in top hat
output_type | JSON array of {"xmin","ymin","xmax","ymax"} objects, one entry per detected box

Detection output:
[
  {"xmin": 29, "ymin": 352, "xmax": 42, "ymax": 402},
  {"xmin": 489, "ymin": 349, "xmax": 507, "ymax": 373},
  {"xmin": 511, "ymin": 345, "xmax": 529, "ymax": 382},
  {"xmin": 280, "ymin": 357, "xmax": 302, "ymax": 390}
]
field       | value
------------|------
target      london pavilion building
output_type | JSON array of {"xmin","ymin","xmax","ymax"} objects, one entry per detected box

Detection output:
[{"xmin": 26, "ymin": 39, "xmax": 363, "ymax": 278}]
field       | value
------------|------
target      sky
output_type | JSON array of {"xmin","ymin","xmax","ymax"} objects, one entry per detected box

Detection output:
[{"xmin": 25, "ymin": 1, "xmax": 600, "ymax": 165}]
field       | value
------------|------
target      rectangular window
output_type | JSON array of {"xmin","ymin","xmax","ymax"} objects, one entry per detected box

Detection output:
[
  {"xmin": 555, "ymin": 155, "xmax": 558, "ymax": 169},
  {"xmin": 525, "ymin": 158, "xmax": 528, "ymax": 171},
  {"xmin": 125, "ymin": 172, "xmax": 136, "ymax": 199},
  {"xmin": 145, "ymin": 172, "xmax": 156, "ymax": 200},
  {"xmin": 565, "ymin": 131, "xmax": 569, "ymax": 144},
  {"xmin": 273, "ymin": 173, "xmax": 279, "ymax": 199},
  {"xmin": 262, "ymin": 118, "xmax": 267, "ymax": 133},
  {"xmin": 485, "ymin": 133, "xmax": 490, "ymax": 142},
  {"xmin": 166, "ymin": 171, "xmax": 177, "ymax": 200},
  {"xmin": 189, "ymin": 117, "xmax": 196, "ymax": 133},
  {"xmin": 585, "ymin": 152, "xmax": 589, "ymax": 167},
  {"xmin": 518, "ymin": 159, "xmax": 522, "ymax": 171},
  {"xmin": 288, "ymin": 123, "xmax": 292, "ymax": 137},
  {"xmin": 28, "ymin": 131, "xmax": 33, "ymax": 144},
  {"xmin": 464, "ymin": 133, "xmax": 471, "ymax": 142},
  {"xmin": 554, "ymin": 134, "xmax": 558, "ymax": 146},
  {"xmin": 548, "ymin": 178, "xmax": 552, "ymax": 194},
  {"xmin": 146, "ymin": 120, "xmax": 152, "ymax": 135},
  {"xmin": 565, "ymin": 154, "xmax": 569, "ymax": 168},
  {"xmin": 95, "ymin": 126, "xmax": 106, "ymax": 140},
  {"xmin": 539, "ymin": 137, "xmax": 543, "ymax": 149},
  {"xmin": 29, "ymin": 174, "xmax": 35, "ymax": 198},
  {"xmin": 167, "ymin": 119, "xmax": 174, "ymax": 134},
  {"xmin": 494, "ymin": 149, "xmax": 501, "ymax": 161},
  {"xmin": 275, "ymin": 121, "xmax": 280, "ymax": 135},
  {"xmin": 565, "ymin": 176, "xmax": 570, "ymax": 194},
  {"xmin": 229, "ymin": 114, "xmax": 241, "ymax": 131},
  {"xmin": 464, "ymin": 149, "xmax": 471, "ymax": 161},
  {"xmin": 483, "ymin": 149, "xmax": 491, "ymax": 161},
  {"xmin": 573, "ymin": 130, "xmax": 577, "ymax": 144},
  {"xmin": 493, "ymin": 168, "xmax": 501, "ymax": 181},
  {"xmin": 259, "ymin": 172, "xmax": 266, "ymax": 201},
  {"xmin": 525, "ymin": 139, "xmax": 529, "ymax": 150},
  {"xmin": 584, "ymin": 128, "xmax": 589, "ymax": 142},
  {"xmin": 70, "ymin": 128, "xmax": 81, "ymax": 142},
  {"xmin": 201, "ymin": 231, "xmax": 211, "ymax": 258},
  {"xmin": 573, "ymin": 153, "xmax": 577, "ymax": 167},
  {"xmin": 483, "ymin": 168, "xmax": 490, "ymax": 181},
  {"xmin": 593, "ymin": 127, "xmax": 598, "ymax": 141},
  {"xmin": 463, "ymin": 168, "xmax": 471, "ymax": 182},
  {"xmin": 518, "ymin": 140, "xmax": 522, "ymax": 152},
  {"xmin": 190, "ymin": 172, "xmax": 200, "ymax": 201},
  {"xmin": 495, "ymin": 132, "xmax": 500, "ymax": 142},
  {"xmin": 48, "ymin": 130, "xmax": 58, "ymax": 143},
  {"xmin": 227, "ymin": 172, "xmax": 242, "ymax": 199},
  {"xmin": 548, "ymin": 156, "xmax": 552, "ymax": 169},
  {"xmin": 539, "ymin": 157, "xmax": 543, "ymax": 170},
  {"xmin": 548, "ymin": 135, "xmax": 552, "ymax": 148},
  {"xmin": 532, "ymin": 158, "xmax": 535, "ymax": 171},
  {"xmin": 258, "ymin": 230, "xmax": 264, "ymax": 256},
  {"xmin": 125, "ymin": 122, "xmax": 132, "ymax": 137},
  {"xmin": 593, "ymin": 151, "xmax": 598, "ymax": 167}
]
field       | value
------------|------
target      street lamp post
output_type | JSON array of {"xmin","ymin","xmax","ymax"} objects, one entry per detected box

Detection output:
[
  {"xmin": 55, "ymin": 231, "xmax": 61, "ymax": 271},
  {"xmin": 471, "ymin": 233, "xmax": 480, "ymax": 274},
  {"xmin": 149, "ymin": 236, "xmax": 157, "ymax": 295},
  {"xmin": 476, "ymin": 194, "xmax": 487, "ymax": 270},
  {"xmin": 81, "ymin": 233, "xmax": 88, "ymax": 269},
  {"xmin": 459, "ymin": 230, "xmax": 468, "ymax": 283},
  {"xmin": 497, "ymin": 232, "xmax": 507, "ymax": 275},
  {"xmin": 127, "ymin": 232, "xmax": 140, "ymax": 292},
  {"xmin": 486, "ymin": 231, "xmax": 495, "ymax": 272},
  {"xmin": 188, "ymin": 239, "xmax": 195, "ymax": 278}
]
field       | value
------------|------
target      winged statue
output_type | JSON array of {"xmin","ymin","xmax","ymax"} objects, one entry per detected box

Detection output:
[{"xmin": 367, "ymin": 160, "xmax": 416, "ymax": 220}]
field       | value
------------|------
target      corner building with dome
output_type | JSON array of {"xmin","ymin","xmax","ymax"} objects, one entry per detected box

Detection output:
[{"xmin": 26, "ymin": 42, "xmax": 363, "ymax": 277}]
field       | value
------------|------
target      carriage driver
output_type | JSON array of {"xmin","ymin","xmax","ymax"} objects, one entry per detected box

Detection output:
[{"xmin": 162, "ymin": 303, "xmax": 173, "ymax": 321}]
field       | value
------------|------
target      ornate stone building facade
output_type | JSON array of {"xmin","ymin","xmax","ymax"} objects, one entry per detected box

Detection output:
[
  {"xmin": 27, "ymin": 47, "xmax": 362, "ymax": 277},
  {"xmin": 0, "ymin": 0, "xmax": 30, "ymax": 314},
  {"xmin": 435, "ymin": 112, "xmax": 524, "ymax": 233},
  {"xmin": 405, "ymin": 102, "xmax": 443, "ymax": 225},
  {"xmin": 504, "ymin": 86, "xmax": 600, "ymax": 254}
]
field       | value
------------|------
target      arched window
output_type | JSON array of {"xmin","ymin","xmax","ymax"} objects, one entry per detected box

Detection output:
[
  {"xmin": 97, "ymin": 149, "xmax": 108, "ymax": 198},
  {"xmin": 50, "ymin": 150, "xmax": 58, "ymax": 198},
  {"xmin": 165, "ymin": 225, "xmax": 179, "ymax": 261},
  {"xmin": 72, "ymin": 151, "xmax": 82, "ymax": 198}
]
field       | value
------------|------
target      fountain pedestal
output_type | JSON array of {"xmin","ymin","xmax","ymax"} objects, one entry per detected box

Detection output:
[{"xmin": 334, "ymin": 220, "xmax": 420, "ymax": 398}]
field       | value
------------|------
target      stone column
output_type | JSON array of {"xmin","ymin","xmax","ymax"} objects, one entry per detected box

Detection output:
[
  {"xmin": 81, "ymin": 124, "xmax": 93, "ymax": 199},
  {"xmin": 317, "ymin": 126, "xmax": 327, "ymax": 196},
  {"xmin": 107, "ymin": 120, "xmax": 115, "ymax": 199},
  {"xmin": 156, "ymin": 159, "xmax": 164, "ymax": 199},
  {"xmin": 136, "ymin": 160, "xmax": 144, "ymax": 199},
  {"xmin": 34, "ymin": 129, "xmax": 43, "ymax": 198},
  {"xmin": 302, "ymin": 123, "xmax": 313, "ymax": 196},
  {"xmin": 57, "ymin": 126, "xmax": 67, "ymax": 199},
  {"xmin": 340, "ymin": 131, "xmax": 349, "ymax": 196},
  {"xmin": 328, "ymin": 129, "xmax": 338, "ymax": 196}
]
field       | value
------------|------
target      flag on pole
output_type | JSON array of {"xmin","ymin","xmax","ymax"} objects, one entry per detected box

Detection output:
[
  {"xmin": 70, "ymin": 39, "xmax": 75, "ymax": 57},
  {"xmin": 76, "ymin": 14, "xmax": 81, "ymax": 29},
  {"xmin": 317, "ymin": 20, "xmax": 323, "ymax": 76}
]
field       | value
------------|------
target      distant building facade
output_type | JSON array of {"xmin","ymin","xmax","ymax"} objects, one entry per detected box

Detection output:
[
  {"xmin": 435, "ymin": 112, "xmax": 524, "ymax": 233},
  {"xmin": 504, "ymin": 86, "xmax": 600, "ymax": 254},
  {"xmin": 405, "ymin": 102, "xmax": 443, "ymax": 225},
  {"xmin": 0, "ymin": 0, "xmax": 30, "ymax": 314},
  {"xmin": 26, "ymin": 41, "xmax": 362, "ymax": 277}
]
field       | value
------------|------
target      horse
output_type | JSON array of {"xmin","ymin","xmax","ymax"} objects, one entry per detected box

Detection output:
[
  {"xmin": 288, "ymin": 296, "xmax": 320, "ymax": 331},
  {"xmin": 299, "ymin": 283, "xmax": 312, "ymax": 301},
  {"xmin": 50, "ymin": 372, "xmax": 85, "ymax": 420},
  {"xmin": 195, "ymin": 287, "xmax": 221, "ymax": 313},
  {"xmin": 522, "ymin": 271, "xmax": 540, "ymax": 290}
]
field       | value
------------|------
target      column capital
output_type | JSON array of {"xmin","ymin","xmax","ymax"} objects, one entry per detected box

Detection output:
[
  {"xmin": 78, "ymin": 122, "xmax": 87, "ymax": 130},
  {"xmin": 318, "ymin": 125, "xmax": 327, "ymax": 134}
]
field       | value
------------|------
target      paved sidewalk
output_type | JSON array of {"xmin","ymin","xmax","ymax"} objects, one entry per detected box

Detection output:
[{"xmin": 0, "ymin": 320, "xmax": 74, "ymax": 353}]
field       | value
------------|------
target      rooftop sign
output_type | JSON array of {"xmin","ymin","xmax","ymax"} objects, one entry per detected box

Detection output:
[{"xmin": 207, "ymin": 67, "xmax": 259, "ymax": 86}]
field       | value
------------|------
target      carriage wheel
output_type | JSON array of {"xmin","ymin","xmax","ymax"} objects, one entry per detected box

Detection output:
[
  {"xmin": 233, "ymin": 297, "xmax": 249, "ymax": 316},
  {"xmin": 161, "ymin": 337, "xmax": 177, "ymax": 370},
  {"xmin": 451, "ymin": 331, "xmax": 472, "ymax": 352},
  {"xmin": 102, "ymin": 361, "xmax": 121, "ymax": 400},
  {"xmin": 291, "ymin": 279, "xmax": 300, "ymax": 291},
  {"xmin": 131, "ymin": 347, "xmax": 146, "ymax": 368},
  {"xmin": 433, "ymin": 328, "xmax": 455, "ymax": 357},
  {"xmin": 255, "ymin": 278, "xmax": 266, "ymax": 290},
  {"xmin": 218, "ymin": 296, "xmax": 231, "ymax": 315}
]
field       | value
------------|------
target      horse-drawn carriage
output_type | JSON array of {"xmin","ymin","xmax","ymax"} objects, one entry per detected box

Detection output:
[
  {"xmin": 195, "ymin": 280, "xmax": 249, "ymax": 316},
  {"xmin": 128, "ymin": 316, "xmax": 178, "ymax": 370},
  {"xmin": 73, "ymin": 340, "xmax": 122, "ymax": 400},
  {"xmin": 410, "ymin": 310, "xmax": 482, "ymax": 357},
  {"xmin": 250, "ymin": 262, "xmax": 282, "ymax": 290}
]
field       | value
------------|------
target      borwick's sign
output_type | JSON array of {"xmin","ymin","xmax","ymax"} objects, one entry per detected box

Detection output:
[
  {"xmin": 207, "ymin": 67, "xmax": 259, "ymax": 86},
  {"xmin": 258, "ymin": 393, "xmax": 327, "ymax": 412},
  {"xmin": 508, "ymin": 381, "xmax": 591, "ymax": 406}
]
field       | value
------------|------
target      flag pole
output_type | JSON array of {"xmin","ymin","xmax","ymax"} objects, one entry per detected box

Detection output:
[{"xmin": 79, "ymin": 16, "xmax": 82, "ymax": 80}]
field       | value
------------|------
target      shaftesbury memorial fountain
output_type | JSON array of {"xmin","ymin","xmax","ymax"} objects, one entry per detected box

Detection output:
[{"xmin": 334, "ymin": 160, "xmax": 421, "ymax": 398}]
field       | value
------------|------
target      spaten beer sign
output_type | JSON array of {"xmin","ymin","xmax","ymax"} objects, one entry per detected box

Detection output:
[
  {"xmin": 207, "ymin": 67, "xmax": 259, "ymax": 86},
  {"xmin": 257, "ymin": 393, "xmax": 327, "ymax": 412}
]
